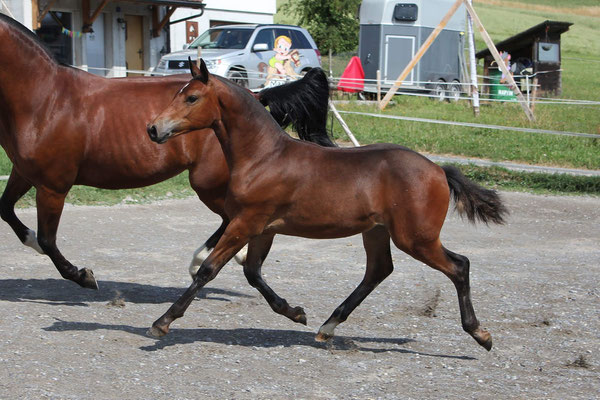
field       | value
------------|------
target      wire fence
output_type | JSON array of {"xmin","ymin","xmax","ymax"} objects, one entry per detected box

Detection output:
[
  {"xmin": 1, "ymin": 63, "xmax": 597, "ymax": 183},
  {"xmin": 78, "ymin": 64, "xmax": 600, "ymax": 138},
  {"xmin": 81, "ymin": 63, "xmax": 600, "ymax": 106},
  {"xmin": 76, "ymin": 64, "xmax": 600, "ymax": 140}
]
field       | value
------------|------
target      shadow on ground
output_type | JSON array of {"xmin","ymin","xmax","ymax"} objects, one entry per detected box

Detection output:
[
  {"xmin": 42, "ymin": 319, "xmax": 476, "ymax": 360},
  {"xmin": 0, "ymin": 278, "xmax": 250, "ymax": 306}
]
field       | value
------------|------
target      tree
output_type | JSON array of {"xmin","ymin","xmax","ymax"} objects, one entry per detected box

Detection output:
[{"xmin": 281, "ymin": 0, "xmax": 361, "ymax": 54}]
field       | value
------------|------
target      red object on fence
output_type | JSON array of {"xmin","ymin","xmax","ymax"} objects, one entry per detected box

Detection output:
[{"xmin": 337, "ymin": 56, "xmax": 364, "ymax": 92}]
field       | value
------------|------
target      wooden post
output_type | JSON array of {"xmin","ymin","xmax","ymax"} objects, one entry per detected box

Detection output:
[
  {"xmin": 379, "ymin": 0, "xmax": 463, "ymax": 110},
  {"xmin": 462, "ymin": 0, "xmax": 536, "ymax": 122},
  {"xmin": 530, "ymin": 77, "xmax": 538, "ymax": 115},
  {"xmin": 152, "ymin": 6, "xmax": 177, "ymax": 38},
  {"xmin": 376, "ymin": 70, "xmax": 381, "ymax": 104},
  {"xmin": 329, "ymin": 101, "xmax": 360, "ymax": 147},
  {"xmin": 30, "ymin": 0, "xmax": 39, "ymax": 28},
  {"xmin": 81, "ymin": 0, "xmax": 90, "ymax": 30}
]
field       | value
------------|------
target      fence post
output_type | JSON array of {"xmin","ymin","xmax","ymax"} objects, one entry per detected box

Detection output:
[
  {"xmin": 467, "ymin": 0, "xmax": 480, "ymax": 116},
  {"xmin": 329, "ymin": 101, "xmax": 360, "ymax": 147},
  {"xmin": 462, "ymin": 0, "xmax": 536, "ymax": 122},
  {"xmin": 376, "ymin": 70, "xmax": 381, "ymax": 104}
]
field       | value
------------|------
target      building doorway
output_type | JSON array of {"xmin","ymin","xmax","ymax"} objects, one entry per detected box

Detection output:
[{"xmin": 125, "ymin": 15, "xmax": 144, "ymax": 76}]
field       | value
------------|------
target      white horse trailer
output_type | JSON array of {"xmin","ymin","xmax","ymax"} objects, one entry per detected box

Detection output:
[{"xmin": 359, "ymin": 0, "xmax": 466, "ymax": 100}]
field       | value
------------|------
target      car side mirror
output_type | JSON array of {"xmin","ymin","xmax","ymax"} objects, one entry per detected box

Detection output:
[{"xmin": 252, "ymin": 43, "xmax": 269, "ymax": 52}]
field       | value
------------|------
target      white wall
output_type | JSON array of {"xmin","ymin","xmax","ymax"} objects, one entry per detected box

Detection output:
[
  {"xmin": 169, "ymin": 0, "xmax": 276, "ymax": 52},
  {"xmin": 3, "ymin": 0, "xmax": 33, "ymax": 29}
]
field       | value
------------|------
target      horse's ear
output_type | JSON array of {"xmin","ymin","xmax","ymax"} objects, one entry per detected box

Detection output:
[
  {"xmin": 189, "ymin": 57, "xmax": 201, "ymax": 78},
  {"xmin": 188, "ymin": 57, "xmax": 209, "ymax": 84},
  {"xmin": 198, "ymin": 58, "xmax": 209, "ymax": 84}
]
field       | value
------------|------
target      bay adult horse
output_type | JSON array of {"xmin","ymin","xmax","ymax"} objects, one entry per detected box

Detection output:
[
  {"xmin": 147, "ymin": 60, "xmax": 508, "ymax": 350},
  {"xmin": 0, "ymin": 14, "xmax": 333, "ymax": 289}
]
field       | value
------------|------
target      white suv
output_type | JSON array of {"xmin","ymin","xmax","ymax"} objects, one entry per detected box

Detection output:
[{"xmin": 153, "ymin": 24, "xmax": 321, "ymax": 89}]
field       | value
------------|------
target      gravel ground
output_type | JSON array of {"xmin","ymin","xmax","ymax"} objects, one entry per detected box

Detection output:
[{"xmin": 0, "ymin": 191, "xmax": 598, "ymax": 399}]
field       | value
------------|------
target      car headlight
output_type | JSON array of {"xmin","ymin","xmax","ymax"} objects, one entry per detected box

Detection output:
[
  {"xmin": 204, "ymin": 59, "xmax": 221, "ymax": 70},
  {"xmin": 156, "ymin": 58, "xmax": 167, "ymax": 70}
]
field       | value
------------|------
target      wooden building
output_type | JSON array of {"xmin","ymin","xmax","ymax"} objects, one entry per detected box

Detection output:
[{"xmin": 476, "ymin": 20, "xmax": 573, "ymax": 96}]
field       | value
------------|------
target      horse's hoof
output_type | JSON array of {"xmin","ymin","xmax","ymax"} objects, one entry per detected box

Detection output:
[
  {"xmin": 78, "ymin": 268, "xmax": 99, "ymax": 290},
  {"xmin": 315, "ymin": 331, "xmax": 333, "ymax": 342},
  {"xmin": 473, "ymin": 328, "xmax": 493, "ymax": 351},
  {"xmin": 147, "ymin": 325, "xmax": 168, "ymax": 338},
  {"xmin": 292, "ymin": 307, "xmax": 307, "ymax": 325}
]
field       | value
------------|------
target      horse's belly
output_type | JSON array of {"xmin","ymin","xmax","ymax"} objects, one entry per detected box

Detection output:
[{"xmin": 263, "ymin": 212, "xmax": 379, "ymax": 239}]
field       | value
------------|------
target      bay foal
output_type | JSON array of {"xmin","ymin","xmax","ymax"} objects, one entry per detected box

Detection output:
[{"xmin": 147, "ymin": 60, "xmax": 507, "ymax": 350}]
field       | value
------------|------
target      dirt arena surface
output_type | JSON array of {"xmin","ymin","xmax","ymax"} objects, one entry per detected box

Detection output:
[{"xmin": 0, "ymin": 191, "xmax": 598, "ymax": 399}]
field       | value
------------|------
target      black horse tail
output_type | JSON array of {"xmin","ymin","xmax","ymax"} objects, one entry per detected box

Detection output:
[
  {"xmin": 442, "ymin": 165, "xmax": 508, "ymax": 225},
  {"xmin": 257, "ymin": 68, "xmax": 336, "ymax": 147}
]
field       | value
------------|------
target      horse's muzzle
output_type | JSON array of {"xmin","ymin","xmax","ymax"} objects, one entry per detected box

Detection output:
[{"xmin": 147, "ymin": 124, "xmax": 168, "ymax": 144}]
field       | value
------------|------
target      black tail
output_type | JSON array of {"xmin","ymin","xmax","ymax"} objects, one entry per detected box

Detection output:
[
  {"xmin": 442, "ymin": 165, "xmax": 508, "ymax": 225},
  {"xmin": 258, "ymin": 68, "xmax": 336, "ymax": 147}
]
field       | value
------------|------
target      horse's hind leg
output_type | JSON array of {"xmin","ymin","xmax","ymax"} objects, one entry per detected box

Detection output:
[
  {"xmin": 35, "ymin": 187, "xmax": 98, "ymax": 289},
  {"xmin": 189, "ymin": 219, "xmax": 250, "ymax": 278},
  {"xmin": 402, "ymin": 238, "xmax": 492, "ymax": 351},
  {"xmin": 0, "ymin": 169, "xmax": 42, "ymax": 253},
  {"xmin": 243, "ymin": 233, "xmax": 307, "ymax": 325},
  {"xmin": 189, "ymin": 220, "xmax": 227, "ymax": 278},
  {"xmin": 316, "ymin": 225, "xmax": 393, "ymax": 341}
]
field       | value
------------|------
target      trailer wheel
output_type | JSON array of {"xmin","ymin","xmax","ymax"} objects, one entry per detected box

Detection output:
[
  {"xmin": 432, "ymin": 80, "xmax": 446, "ymax": 102},
  {"xmin": 448, "ymin": 81, "xmax": 462, "ymax": 102}
]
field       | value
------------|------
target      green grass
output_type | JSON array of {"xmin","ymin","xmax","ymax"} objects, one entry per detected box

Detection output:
[
  {"xmin": 489, "ymin": 0, "xmax": 600, "ymax": 8},
  {"xmin": 332, "ymin": 99, "xmax": 600, "ymax": 170},
  {"xmin": 452, "ymin": 164, "xmax": 600, "ymax": 196},
  {"xmin": 0, "ymin": 173, "xmax": 196, "ymax": 208}
]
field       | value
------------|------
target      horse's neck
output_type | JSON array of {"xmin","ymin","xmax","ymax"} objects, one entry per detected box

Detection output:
[
  {"xmin": 0, "ymin": 22, "xmax": 57, "ymax": 74},
  {"xmin": 213, "ymin": 83, "xmax": 287, "ymax": 170},
  {"xmin": 0, "ymin": 23, "xmax": 60, "ymax": 107}
]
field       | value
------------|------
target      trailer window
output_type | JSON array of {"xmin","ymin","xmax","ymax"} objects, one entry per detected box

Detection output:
[{"xmin": 393, "ymin": 4, "xmax": 418, "ymax": 22}]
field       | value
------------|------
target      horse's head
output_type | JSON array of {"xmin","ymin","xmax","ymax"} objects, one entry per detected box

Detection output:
[{"xmin": 147, "ymin": 58, "xmax": 219, "ymax": 144}]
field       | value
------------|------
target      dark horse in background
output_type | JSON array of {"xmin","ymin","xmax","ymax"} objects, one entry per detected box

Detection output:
[
  {"xmin": 147, "ymin": 60, "xmax": 508, "ymax": 350},
  {"xmin": 0, "ymin": 14, "xmax": 333, "ymax": 289}
]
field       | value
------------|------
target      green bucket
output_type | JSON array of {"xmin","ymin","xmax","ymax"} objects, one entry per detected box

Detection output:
[{"xmin": 489, "ymin": 68, "xmax": 516, "ymax": 101}]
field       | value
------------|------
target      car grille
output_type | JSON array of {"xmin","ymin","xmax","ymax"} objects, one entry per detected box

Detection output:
[{"xmin": 168, "ymin": 60, "xmax": 190, "ymax": 70}]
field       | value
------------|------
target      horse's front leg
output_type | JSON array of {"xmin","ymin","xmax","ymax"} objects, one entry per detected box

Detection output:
[
  {"xmin": 35, "ymin": 186, "xmax": 98, "ymax": 289},
  {"xmin": 149, "ymin": 218, "xmax": 255, "ymax": 337},
  {"xmin": 0, "ymin": 168, "xmax": 42, "ymax": 253}
]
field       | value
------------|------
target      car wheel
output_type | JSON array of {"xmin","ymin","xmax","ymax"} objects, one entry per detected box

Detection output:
[
  {"xmin": 432, "ymin": 80, "xmax": 446, "ymax": 102},
  {"xmin": 448, "ymin": 81, "xmax": 462, "ymax": 102},
  {"xmin": 227, "ymin": 69, "xmax": 247, "ymax": 88}
]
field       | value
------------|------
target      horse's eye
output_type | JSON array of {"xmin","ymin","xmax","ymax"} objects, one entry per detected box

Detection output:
[{"xmin": 186, "ymin": 95, "xmax": 198, "ymax": 104}]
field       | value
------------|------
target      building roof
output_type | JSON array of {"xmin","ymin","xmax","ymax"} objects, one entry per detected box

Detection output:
[{"xmin": 476, "ymin": 20, "xmax": 573, "ymax": 59}]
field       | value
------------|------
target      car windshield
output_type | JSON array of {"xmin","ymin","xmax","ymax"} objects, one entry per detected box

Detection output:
[{"xmin": 189, "ymin": 28, "xmax": 253, "ymax": 50}]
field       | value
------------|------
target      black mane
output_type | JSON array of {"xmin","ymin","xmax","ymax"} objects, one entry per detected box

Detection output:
[{"xmin": 257, "ymin": 68, "xmax": 335, "ymax": 147}]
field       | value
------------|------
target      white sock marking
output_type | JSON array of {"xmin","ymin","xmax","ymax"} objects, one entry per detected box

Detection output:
[
  {"xmin": 234, "ymin": 244, "xmax": 248, "ymax": 265},
  {"xmin": 24, "ymin": 230, "xmax": 44, "ymax": 254}
]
